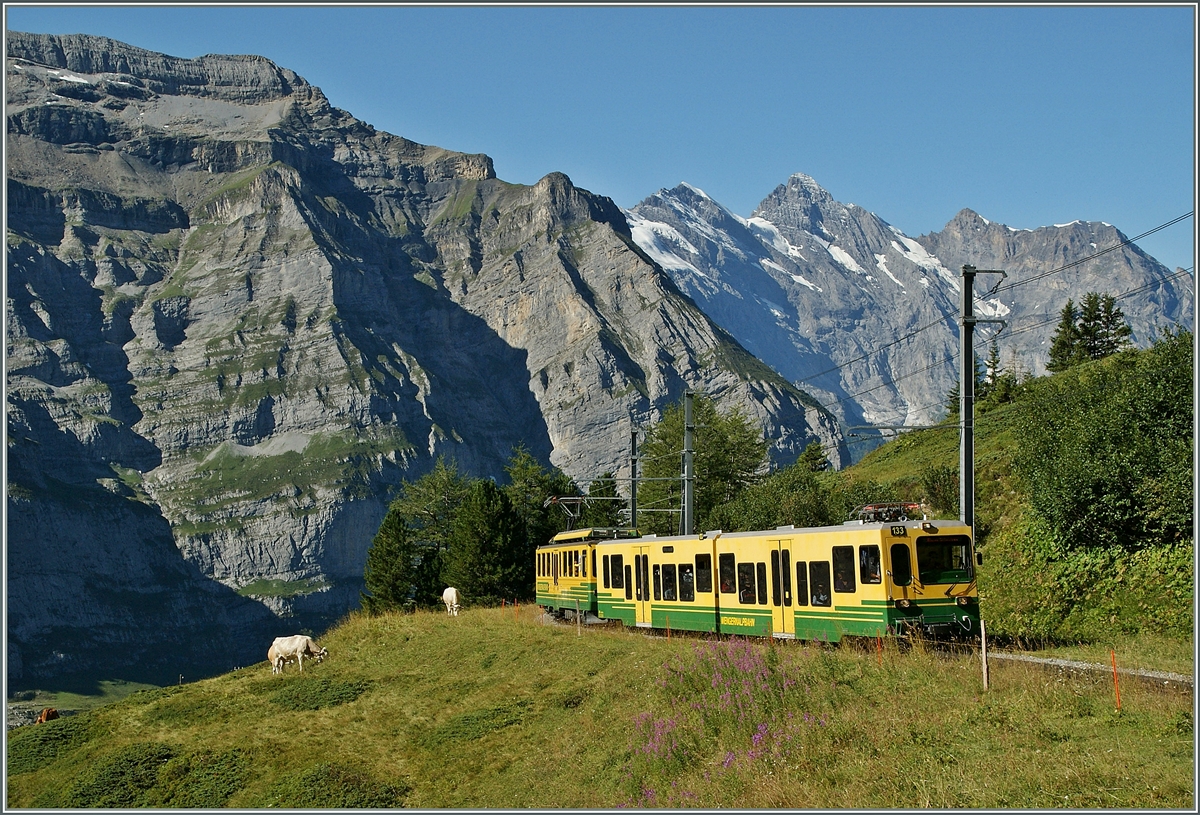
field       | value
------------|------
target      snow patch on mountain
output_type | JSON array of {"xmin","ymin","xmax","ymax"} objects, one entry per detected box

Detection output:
[
  {"xmin": 742, "ymin": 216, "xmax": 807, "ymax": 260},
  {"xmin": 874, "ymin": 254, "xmax": 904, "ymax": 288},
  {"xmin": 626, "ymin": 213, "xmax": 704, "ymax": 276},
  {"xmin": 827, "ymin": 244, "xmax": 866, "ymax": 275}
]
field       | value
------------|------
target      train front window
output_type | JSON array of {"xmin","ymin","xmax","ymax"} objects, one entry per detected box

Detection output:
[
  {"xmin": 916, "ymin": 535, "xmax": 973, "ymax": 584},
  {"xmin": 889, "ymin": 543, "xmax": 912, "ymax": 586}
]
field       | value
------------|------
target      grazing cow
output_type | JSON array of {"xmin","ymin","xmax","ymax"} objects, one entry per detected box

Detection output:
[
  {"xmin": 442, "ymin": 586, "xmax": 461, "ymax": 616},
  {"xmin": 268, "ymin": 635, "xmax": 328, "ymax": 674},
  {"xmin": 34, "ymin": 707, "xmax": 58, "ymax": 724}
]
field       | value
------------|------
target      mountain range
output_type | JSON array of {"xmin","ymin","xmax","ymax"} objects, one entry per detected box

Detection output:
[{"xmin": 4, "ymin": 32, "xmax": 1191, "ymax": 684}]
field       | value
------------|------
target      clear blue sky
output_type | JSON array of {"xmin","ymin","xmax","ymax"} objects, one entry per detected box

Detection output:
[{"xmin": 5, "ymin": 4, "xmax": 1196, "ymax": 272}]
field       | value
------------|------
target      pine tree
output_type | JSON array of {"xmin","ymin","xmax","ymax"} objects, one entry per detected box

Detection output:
[
  {"xmin": 797, "ymin": 440, "xmax": 831, "ymax": 472},
  {"xmin": 1095, "ymin": 293, "xmax": 1133, "ymax": 358},
  {"xmin": 442, "ymin": 479, "xmax": 525, "ymax": 605},
  {"xmin": 360, "ymin": 504, "xmax": 420, "ymax": 614},
  {"xmin": 580, "ymin": 472, "xmax": 625, "ymax": 527},
  {"xmin": 502, "ymin": 446, "xmax": 576, "ymax": 587},
  {"xmin": 636, "ymin": 394, "xmax": 769, "ymax": 535},
  {"xmin": 388, "ymin": 457, "xmax": 470, "ymax": 607},
  {"xmin": 1046, "ymin": 299, "xmax": 1083, "ymax": 372}
]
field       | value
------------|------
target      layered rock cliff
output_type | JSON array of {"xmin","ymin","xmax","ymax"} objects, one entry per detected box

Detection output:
[{"xmin": 6, "ymin": 33, "xmax": 843, "ymax": 683}]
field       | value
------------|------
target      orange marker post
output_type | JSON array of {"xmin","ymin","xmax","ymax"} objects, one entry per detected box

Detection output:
[{"xmin": 1111, "ymin": 649, "xmax": 1122, "ymax": 711}]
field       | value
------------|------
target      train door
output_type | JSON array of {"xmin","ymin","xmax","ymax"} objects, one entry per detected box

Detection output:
[
  {"xmin": 768, "ymin": 539, "xmax": 795, "ymax": 637},
  {"xmin": 632, "ymin": 545, "xmax": 652, "ymax": 627}
]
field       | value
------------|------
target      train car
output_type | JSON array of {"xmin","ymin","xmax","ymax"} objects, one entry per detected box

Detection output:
[
  {"xmin": 551, "ymin": 507, "xmax": 980, "ymax": 642},
  {"xmin": 535, "ymin": 527, "xmax": 640, "ymax": 620}
]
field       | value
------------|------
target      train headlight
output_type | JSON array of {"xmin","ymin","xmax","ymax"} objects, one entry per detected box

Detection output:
[
  {"xmin": 895, "ymin": 599, "xmax": 912, "ymax": 609},
  {"xmin": 956, "ymin": 596, "xmax": 972, "ymax": 607}
]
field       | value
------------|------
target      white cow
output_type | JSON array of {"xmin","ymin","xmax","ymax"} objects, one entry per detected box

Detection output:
[
  {"xmin": 268, "ymin": 635, "xmax": 328, "ymax": 674},
  {"xmin": 442, "ymin": 586, "xmax": 461, "ymax": 616}
]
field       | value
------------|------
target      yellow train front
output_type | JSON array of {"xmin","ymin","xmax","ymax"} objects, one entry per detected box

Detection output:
[
  {"xmin": 536, "ymin": 511, "xmax": 981, "ymax": 641},
  {"xmin": 535, "ymin": 527, "xmax": 641, "ymax": 622}
]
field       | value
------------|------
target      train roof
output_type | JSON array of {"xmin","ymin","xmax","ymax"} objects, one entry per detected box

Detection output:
[{"xmin": 549, "ymin": 518, "xmax": 972, "ymax": 548}]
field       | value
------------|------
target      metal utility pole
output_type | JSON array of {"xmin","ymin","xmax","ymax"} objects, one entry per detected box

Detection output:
[
  {"xmin": 959, "ymin": 265, "xmax": 1006, "ymax": 534},
  {"xmin": 629, "ymin": 430, "xmax": 638, "ymax": 529},
  {"xmin": 683, "ymin": 390, "xmax": 694, "ymax": 536}
]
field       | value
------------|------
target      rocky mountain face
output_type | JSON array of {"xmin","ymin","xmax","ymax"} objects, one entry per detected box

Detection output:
[
  {"xmin": 5, "ymin": 33, "xmax": 843, "ymax": 684},
  {"xmin": 626, "ymin": 176, "xmax": 1192, "ymax": 440}
]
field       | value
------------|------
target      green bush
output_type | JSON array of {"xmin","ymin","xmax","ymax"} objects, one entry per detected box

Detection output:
[
  {"xmin": 6, "ymin": 714, "xmax": 96, "ymax": 775},
  {"xmin": 142, "ymin": 748, "xmax": 252, "ymax": 807},
  {"xmin": 62, "ymin": 741, "xmax": 176, "ymax": 807},
  {"xmin": 269, "ymin": 676, "xmax": 374, "ymax": 711},
  {"xmin": 262, "ymin": 761, "xmax": 410, "ymax": 808}
]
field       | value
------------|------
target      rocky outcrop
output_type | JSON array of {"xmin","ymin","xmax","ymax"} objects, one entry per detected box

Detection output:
[
  {"xmin": 6, "ymin": 33, "xmax": 843, "ymax": 684},
  {"xmin": 627, "ymin": 176, "xmax": 1193, "ymax": 442}
]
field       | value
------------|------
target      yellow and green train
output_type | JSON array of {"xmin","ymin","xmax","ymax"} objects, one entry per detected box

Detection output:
[{"xmin": 535, "ymin": 510, "xmax": 981, "ymax": 641}]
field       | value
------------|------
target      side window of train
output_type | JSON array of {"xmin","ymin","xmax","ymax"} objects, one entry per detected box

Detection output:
[
  {"xmin": 696, "ymin": 554, "xmax": 713, "ymax": 593},
  {"xmin": 603, "ymin": 555, "xmax": 610, "ymax": 588},
  {"xmin": 770, "ymin": 550, "xmax": 782, "ymax": 606},
  {"xmin": 653, "ymin": 563, "xmax": 662, "ymax": 601},
  {"xmin": 611, "ymin": 554, "xmax": 624, "ymax": 589},
  {"xmin": 859, "ymin": 545, "xmax": 882, "ymax": 584},
  {"xmin": 833, "ymin": 546, "xmax": 856, "ymax": 593},
  {"xmin": 794, "ymin": 561, "xmax": 809, "ymax": 606},
  {"xmin": 719, "ymin": 553, "xmax": 736, "ymax": 594},
  {"xmin": 810, "ymin": 561, "xmax": 831, "ymax": 606},
  {"xmin": 756, "ymin": 562, "xmax": 768, "ymax": 605},
  {"xmin": 662, "ymin": 564, "xmax": 677, "ymax": 601},
  {"xmin": 575, "ymin": 550, "xmax": 581, "ymax": 577},
  {"xmin": 890, "ymin": 543, "xmax": 912, "ymax": 586},
  {"xmin": 679, "ymin": 563, "xmax": 695, "ymax": 602},
  {"xmin": 737, "ymin": 562, "xmax": 756, "ymax": 604},
  {"xmin": 592, "ymin": 549, "xmax": 597, "ymax": 581},
  {"xmin": 625, "ymin": 564, "xmax": 633, "ymax": 600}
]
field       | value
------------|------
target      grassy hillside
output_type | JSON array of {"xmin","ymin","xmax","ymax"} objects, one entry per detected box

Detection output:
[{"xmin": 6, "ymin": 606, "xmax": 1193, "ymax": 808}]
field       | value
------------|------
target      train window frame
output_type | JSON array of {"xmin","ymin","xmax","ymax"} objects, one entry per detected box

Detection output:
[
  {"xmin": 833, "ymin": 546, "xmax": 856, "ymax": 593},
  {"xmin": 662, "ymin": 564, "xmax": 677, "ymax": 601},
  {"xmin": 859, "ymin": 545, "xmax": 882, "ymax": 584},
  {"xmin": 810, "ymin": 561, "xmax": 831, "ymax": 607},
  {"xmin": 781, "ymin": 548, "xmax": 793, "ymax": 606},
  {"xmin": 794, "ymin": 560, "xmax": 808, "ymax": 606},
  {"xmin": 889, "ymin": 543, "xmax": 912, "ymax": 586},
  {"xmin": 582, "ymin": 548, "xmax": 587, "ymax": 578},
  {"xmin": 756, "ymin": 562, "xmax": 768, "ymax": 605},
  {"xmin": 696, "ymin": 553, "xmax": 713, "ymax": 593},
  {"xmin": 737, "ymin": 562, "xmax": 756, "ymax": 604},
  {"xmin": 679, "ymin": 563, "xmax": 695, "ymax": 602},
  {"xmin": 719, "ymin": 553, "xmax": 736, "ymax": 594},
  {"xmin": 611, "ymin": 554, "xmax": 624, "ymax": 589},
  {"xmin": 653, "ymin": 563, "xmax": 662, "ymax": 601},
  {"xmin": 770, "ymin": 550, "xmax": 782, "ymax": 606}
]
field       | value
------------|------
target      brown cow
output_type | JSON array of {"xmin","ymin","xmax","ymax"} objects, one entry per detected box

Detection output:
[{"xmin": 34, "ymin": 707, "xmax": 58, "ymax": 724}]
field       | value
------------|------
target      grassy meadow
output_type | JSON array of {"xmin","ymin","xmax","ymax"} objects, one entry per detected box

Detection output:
[{"xmin": 7, "ymin": 606, "xmax": 1193, "ymax": 809}]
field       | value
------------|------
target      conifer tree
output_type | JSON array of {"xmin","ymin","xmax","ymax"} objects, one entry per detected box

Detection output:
[
  {"xmin": 442, "ymin": 479, "xmax": 525, "ymax": 605},
  {"xmin": 1046, "ymin": 299, "xmax": 1083, "ymax": 372}
]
